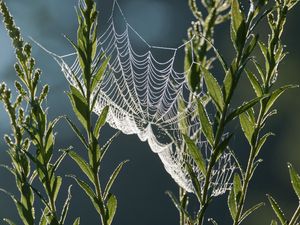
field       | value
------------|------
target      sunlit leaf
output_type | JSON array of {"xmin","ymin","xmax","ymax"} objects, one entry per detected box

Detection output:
[
  {"xmin": 106, "ymin": 194, "xmax": 117, "ymax": 225},
  {"xmin": 288, "ymin": 163, "xmax": 300, "ymax": 199},
  {"xmin": 183, "ymin": 135, "xmax": 207, "ymax": 175},
  {"xmin": 94, "ymin": 106, "xmax": 109, "ymax": 139},
  {"xmin": 202, "ymin": 66, "xmax": 224, "ymax": 111},
  {"xmin": 103, "ymin": 160, "xmax": 129, "ymax": 199},
  {"xmin": 239, "ymin": 112, "xmax": 255, "ymax": 144},
  {"xmin": 197, "ymin": 100, "xmax": 214, "ymax": 146},
  {"xmin": 267, "ymin": 194, "xmax": 287, "ymax": 225},
  {"xmin": 67, "ymin": 151, "xmax": 94, "ymax": 183},
  {"xmin": 240, "ymin": 202, "xmax": 265, "ymax": 223}
]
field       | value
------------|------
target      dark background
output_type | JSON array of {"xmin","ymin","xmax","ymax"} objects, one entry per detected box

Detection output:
[{"xmin": 0, "ymin": 1, "xmax": 299, "ymax": 224}]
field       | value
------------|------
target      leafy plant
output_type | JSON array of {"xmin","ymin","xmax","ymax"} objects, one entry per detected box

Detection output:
[
  {"xmin": 0, "ymin": 0, "xmax": 299, "ymax": 225},
  {"xmin": 0, "ymin": 1, "xmax": 75, "ymax": 224},
  {"xmin": 168, "ymin": 0, "xmax": 300, "ymax": 225},
  {"xmin": 63, "ymin": 0, "xmax": 128, "ymax": 225},
  {"xmin": 268, "ymin": 163, "xmax": 300, "ymax": 225}
]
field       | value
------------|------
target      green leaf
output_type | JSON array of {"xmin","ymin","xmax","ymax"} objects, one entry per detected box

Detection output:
[
  {"xmin": 223, "ymin": 69, "xmax": 234, "ymax": 101},
  {"xmin": 68, "ymin": 85, "xmax": 89, "ymax": 130},
  {"xmin": 258, "ymin": 41, "xmax": 268, "ymax": 62},
  {"xmin": 226, "ymin": 96, "xmax": 265, "ymax": 123},
  {"xmin": 214, "ymin": 134, "xmax": 233, "ymax": 162},
  {"xmin": 94, "ymin": 106, "xmax": 109, "ymax": 139},
  {"xmin": 68, "ymin": 151, "xmax": 94, "ymax": 183},
  {"xmin": 270, "ymin": 220, "xmax": 278, "ymax": 225},
  {"xmin": 183, "ymin": 135, "xmax": 207, "ymax": 175},
  {"xmin": 288, "ymin": 163, "xmax": 300, "ymax": 199},
  {"xmin": 208, "ymin": 218, "xmax": 218, "ymax": 225},
  {"xmin": 186, "ymin": 163, "xmax": 202, "ymax": 203},
  {"xmin": 3, "ymin": 219, "xmax": 16, "ymax": 225},
  {"xmin": 265, "ymin": 85, "xmax": 298, "ymax": 114},
  {"xmin": 59, "ymin": 185, "xmax": 72, "ymax": 225},
  {"xmin": 202, "ymin": 66, "xmax": 224, "ymax": 111},
  {"xmin": 255, "ymin": 132, "xmax": 274, "ymax": 157},
  {"xmin": 197, "ymin": 100, "xmax": 214, "ymax": 146},
  {"xmin": 52, "ymin": 176, "xmax": 62, "ymax": 202},
  {"xmin": 230, "ymin": 0, "xmax": 245, "ymax": 50},
  {"xmin": 243, "ymin": 34, "xmax": 259, "ymax": 60},
  {"xmin": 103, "ymin": 160, "xmax": 129, "ymax": 199},
  {"xmin": 65, "ymin": 117, "xmax": 88, "ymax": 149},
  {"xmin": 99, "ymin": 131, "xmax": 121, "ymax": 163},
  {"xmin": 267, "ymin": 194, "xmax": 287, "ymax": 225},
  {"xmin": 239, "ymin": 112, "xmax": 255, "ymax": 144},
  {"xmin": 91, "ymin": 57, "xmax": 110, "ymax": 93},
  {"xmin": 73, "ymin": 218, "xmax": 80, "ymax": 225},
  {"xmin": 246, "ymin": 69, "xmax": 263, "ymax": 97},
  {"xmin": 178, "ymin": 97, "xmax": 189, "ymax": 135},
  {"xmin": 240, "ymin": 202, "xmax": 265, "ymax": 223},
  {"xmin": 228, "ymin": 188, "xmax": 237, "ymax": 219},
  {"xmin": 233, "ymin": 173, "xmax": 242, "ymax": 198},
  {"xmin": 14, "ymin": 199, "xmax": 33, "ymax": 225},
  {"xmin": 185, "ymin": 46, "xmax": 201, "ymax": 93},
  {"xmin": 68, "ymin": 175, "xmax": 100, "ymax": 214},
  {"xmin": 166, "ymin": 191, "xmax": 190, "ymax": 218},
  {"xmin": 231, "ymin": 0, "xmax": 244, "ymax": 34},
  {"xmin": 106, "ymin": 194, "xmax": 117, "ymax": 225}
]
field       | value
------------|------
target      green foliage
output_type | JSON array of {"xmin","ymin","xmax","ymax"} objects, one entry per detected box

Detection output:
[
  {"xmin": 168, "ymin": 0, "xmax": 300, "ymax": 225},
  {"xmin": 0, "ymin": 0, "xmax": 125, "ymax": 224},
  {"xmin": 0, "ymin": 1, "xmax": 73, "ymax": 224},
  {"xmin": 268, "ymin": 164, "xmax": 300, "ymax": 225},
  {"xmin": 0, "ymin": 0, "xmax": 299, "ymax": 225},
  {"xmin": 63, "ymin": 1, "xmax": 127, "ymax": 225}
]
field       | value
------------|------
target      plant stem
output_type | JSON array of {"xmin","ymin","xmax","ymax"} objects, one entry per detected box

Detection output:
[
  {"xmin": 289, "ymin": 203, "xmax": 300, "ymax": 225},
  {"xmin": 179, "ymin": 187, "xmax": 186, "ymax": 225}
]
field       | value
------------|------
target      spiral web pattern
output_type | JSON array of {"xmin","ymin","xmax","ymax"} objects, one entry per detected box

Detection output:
[{"xmin": 50, "ymin": 0, "xmax": 235, "ymax": 195}]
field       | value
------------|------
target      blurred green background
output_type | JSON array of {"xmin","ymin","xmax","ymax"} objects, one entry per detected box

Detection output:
[{"xmin": 0, "ymin": 0, "xmax": 299, "ymax": 224}]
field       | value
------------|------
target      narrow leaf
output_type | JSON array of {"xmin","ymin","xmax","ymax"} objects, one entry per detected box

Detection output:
[
  {"xmin": 270, "ymin": 220, "xmax": 278, "ymax": 225},
  {"xmin": 246, "ymin": 69, "xmax": 263, "ymax": 97},
  {"xmin": 68, "ymin": 175, "xmax": 100, "ymax": 214},
  {"xmin": 265, "ymin": 85, "xmax": 298, "ymax": 114},
  {"xmin": 255, "ymin": 133, "xmax": 274, "ymax": 157},
  {"xmin": 228, "ymin": 188, "xmax": 237, "ymax": 219},
  {"xmin": 231, "ymin": 0, "xmax": 244, "ymax": 34},
  {"xmin": 106, "ymin": 194, "xmax": 117, "ymax": 225},
  {"xmin": 208, "ymin": 218, "xmax": 218, "ymax": 225},
  {"xmin": 288, "ymin": 163, "xmax": 300, "ymax": 199},
  {"xmin": 197, "ymin": 100, "xmax": 214, "ymax": 146},
  {"xmin": 166, "ymin": 191, "xmax": 190, "ymax": 217},
  {"xmin": 233, "ymin": 173, "xmax": 242, "ymax": 197},
  {"xmin": 67, "ymin": 85, "xmax": 89, "ymax": 130},
  {"xmin": 239, "ymin": 112, "xmax": 255, "ymax": 144},
  {"xmin": 68, "ymin": 151, "xmax": 94, "ymax": 183},
  {"xmin": 91, "ymin": 57, "xmax": 110, "ymax": 92},
  {"xmin": 202, "ymin": 66, "xmax": 224, "ymax": 111},
  {"xmin": 94, "ymin": 106, "xmax": 109, "ymax": 139},
  {"xmin": 73, "ymin": 218, "xmax": 80, "ymax": 225},
  {"xmin": 267, "ymin": 194, "xmax": 287, "ymax": 225},
  {"xmin": 183, "ymin": 135, "xmax": 207, "ymax": 175},
  {"xmin": 65, "ymin": 117, "xmax": 88, "ymax": 149},
  {"xmin": 178, "ymin": 97, "xmax": 189, "ymax": 135},
  {"xmin": 59, "ymin": 185, "xmax": 72, "ymax": 225},
  {"xmin": 214, "ymin": 134, "xmax": 233, "ymax": 162},
  {"xmin": 3, "ymin": 219, "xmax": 16, "ymax": 225},
  {"xmin": 103, "ymin": 160, "xmax": 129, "ymax": 199},
  {"xmin": 186, "ymin": 163, "xmax": 202, "ymax": 203},
  {"xmin": 226, "ymin": 96, "xmax": 266, "ymax": 123},
  {"xmin": 240, "ymin": 202, "xmax": 265, "ymax": 223}
]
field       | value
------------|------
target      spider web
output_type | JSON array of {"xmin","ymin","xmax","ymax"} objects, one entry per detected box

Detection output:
[{"xmin": 47, "ymin": 0, "xmax": 235, "ymax": 195}]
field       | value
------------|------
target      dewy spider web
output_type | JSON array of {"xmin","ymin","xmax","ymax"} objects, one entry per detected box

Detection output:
[{"xmin": 49, "ymin": 0, "xmax": 235, "ymax": 195}]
